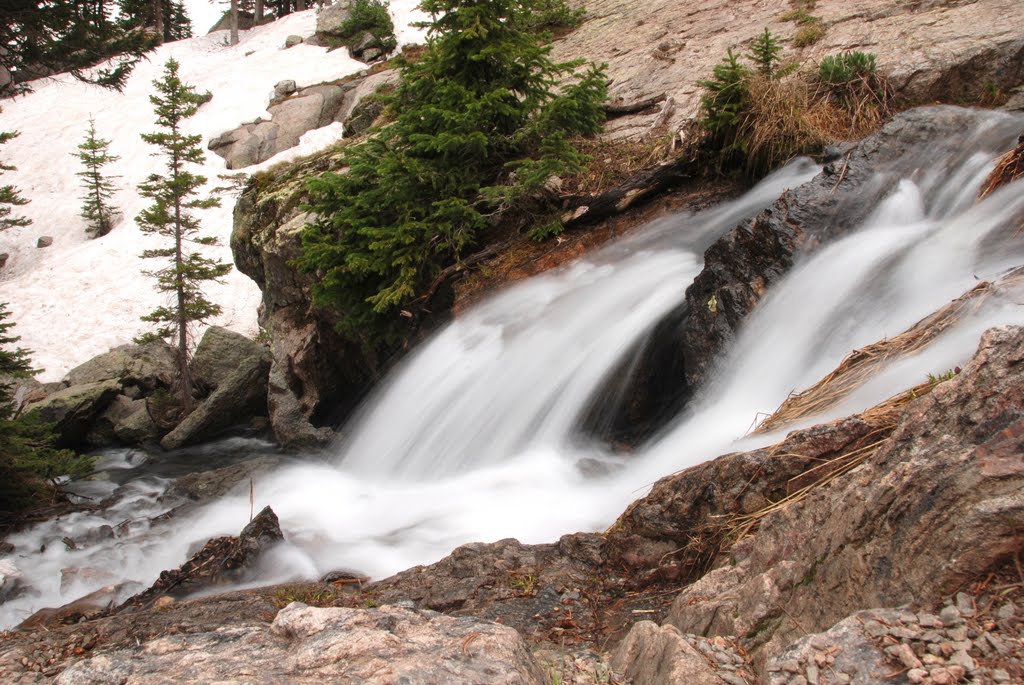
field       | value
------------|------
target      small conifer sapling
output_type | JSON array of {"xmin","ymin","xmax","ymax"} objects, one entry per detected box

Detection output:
[
  {"xmin": 75, "ymin": 117, "xmax": 121, "ymax": 238},
  {"xmin": 0, "ymin": 131, "xmax": 31, "ymax": 231},
  {"xmin": 136, "ymin": 58, "xmax": 230, "ymax": 414}
]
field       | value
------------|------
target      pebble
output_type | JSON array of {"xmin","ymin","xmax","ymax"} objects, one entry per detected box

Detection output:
[
  {"xmin": 780, "ymin": 659, "xmax": 800, "ymax": 673},
  {"xmin": 906, "ymin": 667, "xmax": 928, "ymax": 684},
  {"xmin": 948, "ymin": 649, "xmax": 975, "ymax": 671},
  {"xmin": 955, "ymin": 592, "xmax": 976, "ymax": 617},
  {"xmin": 992, "ymin": 668, "xmax": 1011, "ymax": 682},
  {"xmin": 719, "ymin": 672, "xmax": 747, "ymax": 685},
  {"xmin": 805, "ymin": 664, "xmax": 819, "ymax": 685},
  {"xmin": 939, "ymin": 605, "xmax": 962, "ymax": 624},
  {"xmin": 789, "ymin": 677, "xmax": 807, "ymax": 685},
  {"xmin": 896, "ymin": 643, "xmax": 923, "ymax": 669},
  {"xmin": 997, "ymin": 602, "xmax": 1017, "ymax": 620},
  {"xmin": 918, "ymin": 612, "xmax": 941, "ymax": 628}
]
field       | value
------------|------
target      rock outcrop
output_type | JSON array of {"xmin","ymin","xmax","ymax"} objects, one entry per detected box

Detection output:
[
  {"xmin": 208, "ymin": 69, "xmax": 397, "ymax": 169},
  {"xmin": 53, "ymin": 603, "xmax": 547, "ymax": 685}
]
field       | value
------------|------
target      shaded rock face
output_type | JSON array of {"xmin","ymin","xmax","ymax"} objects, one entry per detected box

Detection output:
[
  {"xmin": 680, "ymin": 106, "xmax": 1022, "ymax": 391},
  {"xmin": 54, "ymin": 603, "xmax": 547, "ymax": 685},
  {"xmin": 551, "ymin": 0, "xmax": 1024, "ymax": 139}
]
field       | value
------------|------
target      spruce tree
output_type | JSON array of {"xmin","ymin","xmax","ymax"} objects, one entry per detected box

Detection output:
[
  {"xmin": 75, "ymin": 117, "xmax": 121, "ymax": 238},
  {"xmin": 0, "ymin": 130, "xmax": 31, "ymax": 231},
  {"xmin": 137, "ymin": 58, "xmax": 230, "ymax": 413},
  {"xmin": 300, "ymin": 0, "xmax": 606, "ymax": 344}
]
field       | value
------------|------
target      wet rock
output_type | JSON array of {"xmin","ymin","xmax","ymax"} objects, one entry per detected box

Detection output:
[
  {"xmin": 680, "ymin": 107, "xmax": 1022, "ymax": 390},
  {"xmin": 18, "ymin": 582, "xmax": 143, "ymax": 631},
  {"xmin": 55, "ymin": 602, "xmax": 546, "ymax": 685},
  {"xmin": 117, "ymin": 506, "xmax": 284, "ymax": 611},
  {"xmin": 0, "ymin": 559, "xmax": 24, "ymax": 601},
  {"xmin": 169, "ymin": 456, "xmax": 282, "ymax": 502}
]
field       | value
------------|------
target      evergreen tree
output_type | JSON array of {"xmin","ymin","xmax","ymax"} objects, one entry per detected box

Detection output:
[
  {"xmin": 0, "ymin": 130, "xmax": 31, "ymax": 231},
  {"xmin": 136, "ymin": 58, "xmax": 230, "ymax": 413},
  {"xmin": 747, "ymin": 28, "xmax": 783, "ymax": 78},
  {"xmin": 0, "ymin": 303, "xmax": 92, "ymax": 512},
  {"xmin": 75, "ymin": 117, "xmax": 121, "ymax": 238},
  {"xmin": 117, "ymin": 0, "xmax": 192, "ymax": 42},
  {"xmin": 300, "ymin": 0, "xmax": 606, "ymax": 345},
  {"xmin": 0, "ymin": 0, "xmax": 157, "ymax": 95}
]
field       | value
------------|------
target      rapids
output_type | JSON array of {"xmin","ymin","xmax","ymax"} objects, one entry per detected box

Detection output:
[{"xmin": 3, "ymin": 109, "xmax": 1024, "ymax": 629}]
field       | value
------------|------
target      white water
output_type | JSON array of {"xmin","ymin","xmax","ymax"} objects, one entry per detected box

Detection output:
[{"xmin": 3, "ymin": 111, "xmax": 1024, "ymax": 629}]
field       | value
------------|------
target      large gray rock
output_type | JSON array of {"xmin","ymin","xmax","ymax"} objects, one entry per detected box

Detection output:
[
  {"xmin": 208, "ymin": 84, "xmax": 346, "ymax": 169},
  {"xmin": 550, "ymin": 0, "xmax": 1024, "ymax": 139},
  {"xmin": 64, "ymin": 341, "xmax": 177, "ymax": 394},
  {"xmin": 112, "ymin": 400, "xmax": 161, "ymax": 445},
  {"xmin": 160, "ymin": 342, "xmax": 271, "ymax": 450},
  {"xmin": 25, "ymin": 379, "xmax": 122, "ymax": 446},
  {"xmin": 315, "ymin": 1, "xmax": 353, "ymax": 39},
  {"xmin": 190, "ymin": 325, "xmax": 267, "ymax": 392},
  {"xmin": 55, "ymin": 603, "xmax": 547, "ymax": 685}
]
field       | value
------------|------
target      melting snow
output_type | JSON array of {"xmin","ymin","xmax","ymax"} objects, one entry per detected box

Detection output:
[{"xmin": 0, "ymin": 2, "xmax": 426, "ymax": 381}]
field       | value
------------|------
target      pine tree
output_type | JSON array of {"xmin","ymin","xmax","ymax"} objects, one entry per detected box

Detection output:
[
  {"xmin": 117, "ymin": 0, "xmax": 192, "ymax": 42},
  {"xmin": 0, "ymin": 130, "xmax": 30, "ymax": 231},
  {"xmin": 75, "ymin": 117, "xmax": 120, "ymax": 238},
  {"xmin": 747, "ymin": 28, "xmax": 783, "ymax": 78},
  {"xmin": 136, "ymin": 58, "xmax": 230, "ymax": 413},
  {"xmin": 1, "ymin": 0, "xmax": 157, "ymax": 95}
]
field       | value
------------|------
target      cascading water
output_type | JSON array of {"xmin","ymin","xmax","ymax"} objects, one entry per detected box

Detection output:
[{"xmin": 3, "ymin": 108, "xmax": 1024, "ymax": 630}]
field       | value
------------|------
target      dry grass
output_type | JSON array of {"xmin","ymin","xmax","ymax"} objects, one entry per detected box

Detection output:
[
  {"xmin": 560, "ymin": 134, "xmax": 677, "ymax": 196},
  {"xmin": 793, "ymin": 23, "xmax": 825, "ymax": 47},
  {"xmin": 741, "ymin": 76, "xmax": 825, "ymax": 176},
  {"xmin": 754, "ymin": 270, "xmax": 1024, "ymax": 435},
  {"xmin": 980, "ymin": 136, "xmax": 1024, "ymax": 200}
]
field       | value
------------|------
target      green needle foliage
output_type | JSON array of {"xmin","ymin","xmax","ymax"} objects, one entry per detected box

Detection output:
[
  {"xmin": 698, "ymin": 48, "xmax": 751, "ymax": 165},
  {"xmin": 748, "ymin": 28, "xmax": 783, "ymax": 77},
  {"xmin": 137, "ymin": 58, "xmax": 231, "ymax": 413},
  {"xmin": 300, "ymin": 0, "xmax": 607, "ymax": 346},
  {"xmin": 75, "ymin": 116, "xmax": 121, "ymax": 239},
  {"xmin": 0, "ymin": 303, "xmax": 93, "ymax": 513},
  {"xmin": 339, "ymin": 0, "xmax": 398, "ymax": 53},
  {"xmin": 0, "ymin": 130, "xmax": 31, "ymax": 231}
]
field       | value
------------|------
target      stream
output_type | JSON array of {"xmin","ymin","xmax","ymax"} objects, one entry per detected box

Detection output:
[{"xmin": 2, "ymin": 108, "xmax": 1024, "ymax": 630}]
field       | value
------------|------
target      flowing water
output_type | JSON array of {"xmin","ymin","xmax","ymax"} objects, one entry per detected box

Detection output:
[{"xmin": 3, "ymin": 109, "xmax": 1024, "ymax": 629}]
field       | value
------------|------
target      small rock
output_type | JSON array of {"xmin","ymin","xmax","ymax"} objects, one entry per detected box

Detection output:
[
  {"xmin": 997, "ymin": 601, "xmax": 1017, "ymax": 620},
  {"xmin": 781, "ymin": 659, "xmax": 801, "ymax": 673},
  {"xmin": 274, "ymin": 79, "xmax": 297, "ymax": 97},
  {"xmin": 955, "ymin": 592, "xmax": 975, "ymax": 617},
  {"xmin": 719, "ymin": 673, "xmax": 747, "ymax": 685},
  {"xmin": 896, "ymin": 643, "xmax": 923, "ymax": 670},
  {"xmin": 0, "ymin": 253, "xmax": 8, "ymax": 269},
  {"xmin": 930, "ymin": 667, "xmax": 956, "ymax": 685},
  {"xmin": 805, "ymin": 664, "xmax": 819, "ymax": 685},
  {"xmin": 939, "ymin": 605, "xmax": 962, "ymax": 624},
  {"xmin": 284, "ymin": 35, "xmax": 303, "ymax": 48},
  {"xmin": 947, "ymin": 626, "xmax": 969, "ymax": 641},
  {"xmin": 907, "ymin": 668, "xmax": 928, "ymax": 684},
  {"xmin": 36, "ymin": 236, "xmax": 53, "ymax": 248},
  {"xmin": 789, "ymin": 676, "xmax": 807, "ymax": 685},
  {"xmin": 992, "ymin": 668, "xmax": 1011, "ymax": 682},
  {"xmin": 918, "ymin": 612, "xmax": 941, "ymax": 628},
  {"xmin": 865, "ymin": 620, "xmax": 889, "ymax": 638},
  {"xmin": 947, "ymin": 650, "xmax": 975, "ymax": 671}
]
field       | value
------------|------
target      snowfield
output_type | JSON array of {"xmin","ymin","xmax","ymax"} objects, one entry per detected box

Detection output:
[{"xmin": 0, "ymin": 2, "xmax": 426, "ymax": 381}]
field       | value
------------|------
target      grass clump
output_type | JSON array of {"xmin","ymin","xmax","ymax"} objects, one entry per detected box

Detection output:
[
  {"xmin": 697, "ymin": 31, "xmax": 889, "ymax": 178},
  {"xmin": 792, "ymin": 23, "xmax": 825, "ymax": 47}
]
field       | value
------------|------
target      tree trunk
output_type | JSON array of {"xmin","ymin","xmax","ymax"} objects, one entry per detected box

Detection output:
[
  {"xmin": 230, "ymin": 0, "xmax": 239, "ymax": 46},
  {"xmin": 255, "ymin": 0, "xmax": 264, "ymax": 23},
  {"xmin": 153, "ymin": 0, "xmax": 164, "ymax": 42},
  {"xmin": 297, "ymin": 0, "xmax": 306, "ymax": 11}
]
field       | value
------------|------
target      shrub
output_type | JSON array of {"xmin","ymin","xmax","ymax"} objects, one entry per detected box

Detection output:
[
  {"xmin": 697, "ymin": 48, "xmax": 751, "ymax": 165},
  {"xmin": 340, "ymin": 0, "xmax": 398, "ymax": 53},
  {"xmin": 818, "ymin": 51, "xmax": 876, "ymax": 85},
  {"xmin": 747, "ymin": 28, "xmax": 783, "ymax": 77}
]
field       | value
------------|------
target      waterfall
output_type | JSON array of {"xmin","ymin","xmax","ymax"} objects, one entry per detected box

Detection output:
[{"xmin": 3, "ymin": 109, "xmax": 1023, "ymax": 630}]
